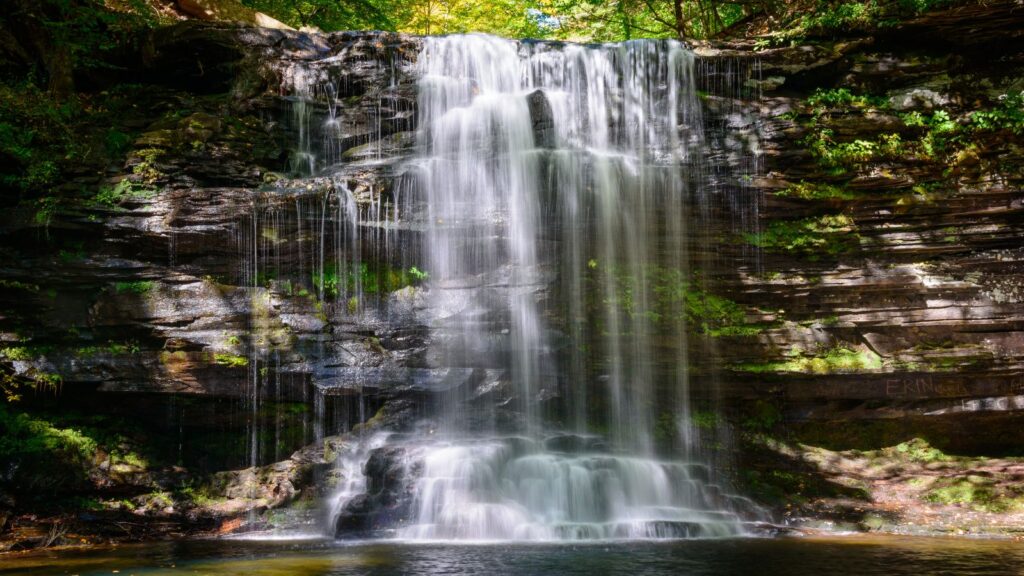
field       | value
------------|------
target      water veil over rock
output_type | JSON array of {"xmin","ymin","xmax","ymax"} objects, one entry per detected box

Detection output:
[{"xmin": 244, "ymin": 33, "xmax": 766, "ymax": 540}]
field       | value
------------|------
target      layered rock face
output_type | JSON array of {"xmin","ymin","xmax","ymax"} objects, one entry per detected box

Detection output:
[
  {"xmin": 0, "ymin": 1, "xmax": 1023, "ymax": 537},
  {"xmin": 705, "ymin": 1, "xmax": 1024, "ymax": 455}
]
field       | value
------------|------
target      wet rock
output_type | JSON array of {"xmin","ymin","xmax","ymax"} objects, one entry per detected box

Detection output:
[
  {"xmin": 527, "ymin": 89, "xmax": 555, "ymax": 148},
  {"xmin": 204, "ymin": 453, "xmax": 317, "ymax": 514},
  {"xmin": 544, "ymin": 434, "xmax": 610, "ymax": 454},
  {"xmin": 889, "ymin": 88, "xmax": 950, "ymax": 111},
  {"xmin": 334, "ymin": 444, "xmax": 418, "ymax": 536}
]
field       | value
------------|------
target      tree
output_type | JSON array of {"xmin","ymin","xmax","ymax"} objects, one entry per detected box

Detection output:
[{"xmin": 242, "ymin": 0, "xmax": 398, "ymax": 31}]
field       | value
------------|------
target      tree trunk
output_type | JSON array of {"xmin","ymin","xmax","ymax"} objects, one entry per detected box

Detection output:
[
  {"xmin": 618, "ymin": 0, "xmax": 632, "ymax": 40},
  {"xmin": 673, "ymin": 0, "xmax": 686, "ymax": 39},
  {"xmin": 8, "ymin": 0, "xmax": 75, "ymax": 100}
]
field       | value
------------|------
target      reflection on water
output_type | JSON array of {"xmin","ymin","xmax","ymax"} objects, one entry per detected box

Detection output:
[{"xmin": 2, "ymin": 536, "xmax": 1024, "ymax": 576}]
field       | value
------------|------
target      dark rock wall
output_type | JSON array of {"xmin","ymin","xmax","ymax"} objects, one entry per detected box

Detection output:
[
  {"xmin": 705, "ymin": 1, "xmax": 1024, "ymax": 454},
  {"xmin": 2, "ymin": 2, "xmax": 1023, "ymax": 493}
]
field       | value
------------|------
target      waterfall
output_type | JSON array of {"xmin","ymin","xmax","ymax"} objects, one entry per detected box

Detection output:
[{"xmin": 261, "ymin": 33, "xmax": 764, "ymax": 541}]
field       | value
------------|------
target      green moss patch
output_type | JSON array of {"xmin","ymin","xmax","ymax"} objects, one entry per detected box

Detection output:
[
  {"xmin": 743, "ymin": 214, "xmax": 859, "ymax": 259},
  {"xmin": 587, "ymin": 264, "xmax": 771, "ymax": 337},
  {"xmin": 776, "ymin": 181, "xmax": 860, "ymax": 201},
  {"xmin": 734, "ymin": 346, "xmax": 882, "ymax": 374}
]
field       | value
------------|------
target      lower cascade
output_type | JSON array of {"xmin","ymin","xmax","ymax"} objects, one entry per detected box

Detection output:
[
  {"xmin": 329, "ymin": 435, "xmax": 757, "ymax": 541},
  {"xmin": 272, "ymin": 33, "xmax": 765, "ymax": 540},
  {"xmin": 399, "ymin": 437, "xmax": 748, "ymax": 540}
]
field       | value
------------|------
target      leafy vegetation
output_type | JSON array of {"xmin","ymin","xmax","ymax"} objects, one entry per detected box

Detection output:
[
  {"xmin": 734, "ymin": 346, "xmax": 883, "ymax": 374},
  {"xmin": 311, "ymin": 263, "xmax": 429, "ymax": 299},
  {"xmin": 0, "ymin": 404, "xmax": 98, "ymax": 490},
  {"xmin": 93, "ymin": 180, "xmax": 158, "ymax": 207},
  {"xmin": 743, "ymin": 214, "xmax": 858, "ymax": 259},
  {"xmin": 775, "ymin": 181, "xmax": 858, "ymax": 201},
  {"xmin": 213, "ymin": 353, "xmax": 250, "ymax": 368},
  {"xmin": 75, "ymin": 341, "xmax": 141, "ymax": 357},
  {"xmin": 969, "ymin": 91, "xmax": 1024, "ymax": 135},
  {"xmin": 587, "ymin": 263, "xmax": 771, "ymax": 336},
  {"xmin": 235, "ymin": 0, "xmax": 963, "ymax": 41},
  {"xmin": 807, "ymin": 88, "xmax": 888, "ymax": 110},
  {"xmin": 114, "ymin": 280, "xmax": 155, "ymax": 294}
]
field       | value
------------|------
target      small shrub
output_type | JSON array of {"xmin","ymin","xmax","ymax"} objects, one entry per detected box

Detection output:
[{"xmin": 970, "ymin": 91, "xmax": 1024, "ymax": 135}]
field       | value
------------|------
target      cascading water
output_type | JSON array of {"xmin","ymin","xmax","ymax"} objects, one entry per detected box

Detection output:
[
  {"xmin": 386, "ymin": 35, "xmax": 754, "ymax": 539},
  {"xmin": 259, "ymin": 33, "xmax": 765, "ymax": 541}
]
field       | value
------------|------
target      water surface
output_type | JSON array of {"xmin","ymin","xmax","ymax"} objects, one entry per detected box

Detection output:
[{"xmin": 3, "ymin": 536, "xmax": 1023, "ymax": 575}]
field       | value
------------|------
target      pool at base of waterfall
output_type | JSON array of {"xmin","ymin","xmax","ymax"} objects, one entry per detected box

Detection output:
[{"xmin": 4, "ymin": 536, "xmax": 1022, "ymax": 575}]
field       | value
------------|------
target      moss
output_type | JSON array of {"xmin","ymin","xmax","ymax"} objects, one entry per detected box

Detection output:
[
  {"xmin": 743, "ymin": 214, "xmax": 859, "ymax": 259},
  {"xmin": 137, "ymin": 490, "xmax": 174, "ymax": 510},
  {"xmin": 213, "ymin": 353, "xmax": 249, "ymax": 368},
  {"xmin": 741, "ymin": 465, "xmax": 869, "ymax": 506},
  {"xmin": 58, "ymin": 244, "xmax": 86, "ymax": 263},
  {"xmin": 707, "ymin": 322, "xmax": 778, "ymax": 337},
  {"xmin": 653, "ymin": 411, "xmax": 678, "ymax": 447},
  {"xmin": 775, "ymin": 181, "xmax": 859, "ymax": 201},
  {"xmin": 587, "ymin": 264, "xmax": 769, "ymax": 337},
  {"xmin": 111, "ymin": 450, "xmax": 148, "ymax": 469},
  {"xmin": 923, "ymin": 477, "xmax": 1012, "ymax": 512},
  {"xmin": 114, "ymin": 280, "xmax": 155, "ymax": 294},
  {"xmin": 0, "ymin": 279, "xmax": 41, "ymax": 293},
  {"xmin": 76, "ymin": 338, "xmax": 142, "ymax": 356},
  {"xmin": 176, "ymin": 485, "xmax": 225, "ymax": 508},
  {"xmin": 892, "ymin": 438, "xmax": 949, "ymax": 463},
  {"xmin": 741, "ymin": 400, "xmax": 783, "ymax": 432},
  {"xmin": 734, "ymin": 346, "xmax": 882, "ymax": 374},
  {"xmin": 691, "ymin": 410, "xmax": 719, "ymax": 430}
]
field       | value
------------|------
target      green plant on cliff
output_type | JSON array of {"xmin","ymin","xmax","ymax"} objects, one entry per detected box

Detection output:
[
  {"xmin": 776, "ymin": 181, "xmax": 859, "ymax": 201},
  {"xmin": 0, "ymin": 83, "xmax": 74, "ymax": 194},
  {"xmin": 586, "ymin": 264, "xmax": 771, "ymax": 337},
  {"xmin": 969, "ymin": 91, "xmax": 1024, "ymax": 135},
  {"xmin": 92, "ymin": 179, "xmax": 157, "ymax": 207},
  {"xmin": 114, "ymin": 280, "xmax": 155, "ymax": 294},
  {"xmin": 735, "ymin": 346, "xmax": 882, "ymax": 374},
  {"xmin": 785, "ymin": 0, "xmax": 955, "ymax": 37},
  {"xmin": 0, "ymin": 404, "xmax": 98, "ymax": 490},
  {"xmin": 807, "ymin": 88, "xmax": 888, "ymax": 110},
  {"xmin": 214, "ymin": 353, "xmax": 249, "ymax": 368},
  {"xmin": 743, "ymin": 214, "xmax": 859, "ymax": 259},
  {"xmin": 312, "ymin": 262, "xmax": 427, "ymax": 299},
  {"xmin": 801, "ymin": 1, "xmax": 881, "ymax": 32}
]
